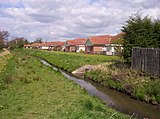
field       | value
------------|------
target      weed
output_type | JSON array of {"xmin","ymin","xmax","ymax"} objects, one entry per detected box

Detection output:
[{"xmin": 83, "ymin": 100, "xmax": 93, "ymax": 110}]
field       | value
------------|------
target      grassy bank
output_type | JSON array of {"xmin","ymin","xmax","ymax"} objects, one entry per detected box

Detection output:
[
  {"xmin": 85, "ymin": 62, "xmax": 160, "ymax": 105},
  {"xmin": 0, "ymin": 50, "xmax": 130, "ymax": 119},
  {"xmin": 23, "ymin": 49, "xmax": 119, "ymax": 72},
  {"xmin": 22, "ymin": 49, "xmax": 160, "ymax": 105},
  {"xmin": 0, "ymin": 50, "xmax": 11, "ymax": 90}
]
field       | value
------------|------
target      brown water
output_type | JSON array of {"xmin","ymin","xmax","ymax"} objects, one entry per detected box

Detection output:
[{"xmin": 40, "ymin": 59, "xmax": 160, "ymax": 119}]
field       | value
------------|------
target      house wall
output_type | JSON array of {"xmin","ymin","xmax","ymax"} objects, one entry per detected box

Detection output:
[
  {"xmin": 62, "ymin": 46, "xmax": 65, "ymax": 51},
  {"xmin": 85, "ymin": 46, "xmax": 94, "ymax": 54},
  {"xmin": 41, "ymin": 46, "xmax": 49, "ymax": 50},
  {"xmin": 64, "ymin": 46, "xmax": 69, "ymax": 52},
  {"xmin": 93, "ymin": 46, "xmax": 105, "ymax": 54},
  {"xmin": 76, "ymin": 45, "xmax": 85, "ymax": 52},
  {"xmin": 85, "ymin": 39, "xmax": 94, "ymax": 54},
  {"xmin": 105, "ymin": 44, "xmax": 123, "ymax": 55},
  {"xmin": 106, "ymin": 46, "xmax": 115, "ymax": 55},
  {"xmin": 85, "ymin": 39, "xmax": 93, "ymax": 46},
  {"xmin": 25, "ymin": 46, "xmax": 32, "ymax": 49},
  {"xmin": 64, "ymin": 46, "xmax": 76, "ymax": 52},
  {"xmin": 55, "ymin": 46, "xmax": 62, "ymax": 51},
  {"xmin": 69, "ymin": 46, "xmax": 76, "ymax": 52}
]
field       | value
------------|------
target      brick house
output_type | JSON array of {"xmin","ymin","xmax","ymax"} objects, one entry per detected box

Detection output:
[
  {"xmin": 24, "ymin": 44, "xmax": 32, "ymax": 49},
  {"xmin": 85, "ymin": 34, "xmax": 123, "ymax": 55},
  {"xmin": 64, "ymin": 38, "xmax": 86, "ymax": 52},
  {"xmin": 49, "ymin": 41, "xmax": 65, "ymax": 51}
]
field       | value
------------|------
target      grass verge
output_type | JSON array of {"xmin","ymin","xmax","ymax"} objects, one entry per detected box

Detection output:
[
  {"xmin": 0, "ymin": 50, "xmax": 130, "ymax": 119},
  {"xmin": 22, "ymin": 49, "xmax": 120, "ymax": 72}
]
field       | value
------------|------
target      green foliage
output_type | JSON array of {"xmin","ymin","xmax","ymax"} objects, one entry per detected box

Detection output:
[
  {"xmin": 153, "ymin": 20, "xmax": 160, "ymax": 47},
  {"xmin": 122, "ymin": 13, "xmax": 160, "ymax": 63},
  {"xmin": 146, "ymin": 80, "xmax": 160, "ymax": 103},
  {"xmin": 112, "ymin": 37, "xmax": 124, "ymax": 44},
  {"xmin": 134, "ymin": 86, "xmax": 146, "ymax": 100}
]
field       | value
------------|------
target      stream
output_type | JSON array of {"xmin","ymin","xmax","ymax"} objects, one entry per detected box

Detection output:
[{"xmin": 39, "ymin": 59, "xmax": 160, "ymax": 119}]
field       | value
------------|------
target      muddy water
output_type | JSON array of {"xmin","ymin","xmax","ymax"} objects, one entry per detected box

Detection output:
[{"xmin": 39, "ymin": 59, "xmax": 160, "ymax": 119}]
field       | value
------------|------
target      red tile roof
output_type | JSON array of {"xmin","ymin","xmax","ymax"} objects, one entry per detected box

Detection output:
[
  {"xmin": 39, "ymin": 41, "xmax": 65, "ymax": 47},
  {"xmin": 66, "ymin": 38, "xmax": 86, "ymax": 46},
  {"xmin": 52, "ymin": 41, "xmax": 65, "ymax": 46},
  {"xmin": 24, "ymin": 44, "xmax": 32, "ymax": 47},
  {"xmin": 87, "ymin": 33, "xmax": 124, "ymax": 45},
  {"xmin": 39, "ymin": 42, "xmax": 54, "ymax": 47},
  {"xmin": 88, "ymin": 35, "xmax": 112, "ymax": 45},
  {"xmin": 32, "ymin": 43, "xmax": 41, "ymax": 47},
  {"xmin": 74, "ymin": 38, "xmax": 87, "ymax": 45}
]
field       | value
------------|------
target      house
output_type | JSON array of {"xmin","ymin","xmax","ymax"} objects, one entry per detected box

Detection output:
[
  {"xmin": 24, "ymin": 44, "xmax": 32, "ymax": 49},
  {"xmin": 39, "ymin": 42, "xmax": 53, "ymax": 50},
  {"xmin": 105, "ymin": 33, "xmax": 124, "ymax": 55},
  {"xmin": 31, "ymin": 43, "xmax": 41, "ymax": 49},
  {"xmin": 85, "ymin": 33, "xmax": 123, "ymax": 55},
  {"xmin": 75, "ymin": 38, "xmax": 86, "ymax": 52},
  {"xmin": 39, "ymin": 41, "xmax": 65, "ymax": 51},
  {"xmin": 49, "ymin": 41, "xmax": 65, "ymax": 51},
  {"xmin": 64, "ymin": 38, "xmax": 86, "ymax": 52},
  {"xmin": 85, "ymin": 35, "xmax": 111, "ymax": 54},
  {"xmin": 24, "ymin": 43, "xmax": 41, "ymax": 49},
  {"xmin": 64, "ymin": 40, "xmax": 77, "ymax": 52}
]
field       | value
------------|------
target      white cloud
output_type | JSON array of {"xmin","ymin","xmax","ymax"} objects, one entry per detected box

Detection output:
[{"xmin": 0, "ymin": 0, "xmax": 160, "ymax": 41}]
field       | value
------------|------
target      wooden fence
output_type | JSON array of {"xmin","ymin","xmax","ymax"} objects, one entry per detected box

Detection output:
[{"xmin": 131, "ymin": 47, "xmax": 160, "ymax": 75}]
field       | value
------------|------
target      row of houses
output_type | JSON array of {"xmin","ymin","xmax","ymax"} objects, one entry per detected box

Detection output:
[{"xmin": 24, "ymin": 33, "xmax": 123, "ymax": 55}]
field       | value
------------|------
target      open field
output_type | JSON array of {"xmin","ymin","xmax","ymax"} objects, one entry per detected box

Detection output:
[{"xmin": 0, "ymin": 50, "xmax": 129, "ymax": 119}]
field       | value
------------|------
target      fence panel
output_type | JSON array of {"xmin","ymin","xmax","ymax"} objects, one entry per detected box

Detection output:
[{"xmin": 131, "ymin": 47, "xmax": 160, "ymax": 76}]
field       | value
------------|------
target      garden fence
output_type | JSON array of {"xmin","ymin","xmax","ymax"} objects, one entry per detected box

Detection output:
[{"xmin": 131, "ymin": 47, "xmax": 160, "ymax": 75}]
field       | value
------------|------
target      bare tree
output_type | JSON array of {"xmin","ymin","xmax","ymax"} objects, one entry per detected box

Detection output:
[
  {"xmin": 8, "ymin": 37, "xmax": 29, "ymax": 50},
  {"xmin": 34, "ymin": 37, "xmax": 43, "ymax": 43},
  {"xmin": 0, "ymin": 30, "xmax": 9, "ymax": 49}
]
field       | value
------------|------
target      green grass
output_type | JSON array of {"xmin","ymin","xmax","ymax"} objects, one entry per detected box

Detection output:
[
  {"xmin": 0, "ymin": 50, "xmax": 130, "ymax": 119},
  {"xmin": 0, "ymin": 50, "xmax": 12, "ymax": 90},
  {"xmin": 19, "ymin": 49, "xmax": 160, "ymax": 104},
  {"xmin": 22, "ymin": 49, "xmax": 120, "ymax": 72},
  {"xmin": 0, "ymin": 50, "xmax": 3, "ymax": 53}
]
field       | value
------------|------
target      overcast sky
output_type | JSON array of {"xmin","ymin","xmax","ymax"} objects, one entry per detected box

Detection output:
[{"xmin": 0, "ymin": 0, "xmax": 160, "ymax": 41}]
